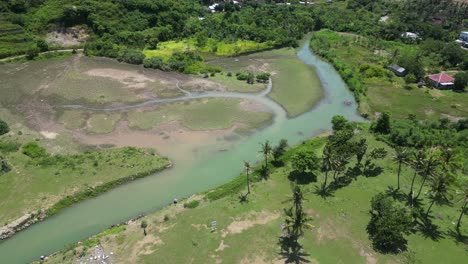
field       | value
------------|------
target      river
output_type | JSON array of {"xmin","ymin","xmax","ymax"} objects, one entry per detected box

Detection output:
[{"xmin": 0, "ymin": 39, "xmax": 365, "ymax": 263}]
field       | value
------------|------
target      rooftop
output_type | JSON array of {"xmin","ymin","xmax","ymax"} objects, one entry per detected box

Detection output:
[{"xmin": 428, "ymin": 73, "xmax": 454, "ymax": 84}]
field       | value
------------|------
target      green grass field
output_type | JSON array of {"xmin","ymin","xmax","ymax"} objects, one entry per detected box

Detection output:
[
  {"xmin": 143, "ymin": 38, "xmax": 275, "ymax": 59},
  {"xmin": 266, "ymin": 52, "xmax": 324, "ymax": 117},
  {"xmin": 127, "ymin": 98, "xmax": 272, "ymax": 132},
  {"xmin": 0, "ymin": 144, "xmax": 169, "ymax": 225},
  {"xmin": 205, "ymin": 73, "xmax": 266, "ymax": 93},
  {"xmin": 208, "ymin": 48, "xmax": 324, "ymax": 117},
  {"xmin": 43, "ymin": 129, "xmax": 467, "ymax": 264}
]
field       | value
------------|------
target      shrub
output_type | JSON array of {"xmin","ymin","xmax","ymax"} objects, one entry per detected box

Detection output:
[
  {"xmin": 404, "ymin": 73, "xmax": 417, "ymax": 84},
  {"xmin": 0, "ymin": 141, "xmax": 21, "ymax": 152},
  {"xmin": 22, "ymin": 142, "xmax": 47, "ymax": 159},
  {"xmin": 367, "ymin": 193, "xmax": 412, "ymax": 253},
  {"xmin": 143, "ymin": 57, "xmax": 165, "ymax": 69},
  {"xmin": 236, "ymin": 72, "xmax": 249, "ymax": 81},
  {"xmin": 184, "ymin": 200, "xmax": 200, "ymax": 209},
  {"xmin": 117, "ymin": 49, "xmax": 145, "ymax": 64},
  {"xmin": 0, "ymin": 120, "xmax": 9, "ymax": 135},
  {"xmin": 256, "ymin": 72, "xmax": 270, "ymax": 83}
]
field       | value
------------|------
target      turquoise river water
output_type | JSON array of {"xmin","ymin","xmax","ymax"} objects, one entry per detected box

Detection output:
[{"xmin": 0, "ymin": 40, "xmax": 365, "ymax": 263}]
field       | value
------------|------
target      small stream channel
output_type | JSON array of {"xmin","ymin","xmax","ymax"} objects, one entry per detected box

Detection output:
[{"xmin": 0, "ymin": 39, "xmax": 365, "ymax": 263}]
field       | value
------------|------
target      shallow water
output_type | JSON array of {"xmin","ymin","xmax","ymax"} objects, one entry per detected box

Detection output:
[{"xmin": 0, "ymin": 40, "xmax": 365, "ymax": 263}]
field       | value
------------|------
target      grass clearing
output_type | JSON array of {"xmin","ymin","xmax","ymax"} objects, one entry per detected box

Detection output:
[
  {"xmin": 204, "ymin": 73, "xmax": 266, "ymax": 93},
  {"xmin": 44, "ymin": 131, "xmax": 467, "ymax": 264},
  {"xmin": 0, "ymin": 145, "xmax": 169, "ymax": 225},
  {"xmin": 86, "ymin": 113, "xmax": 122, "ymax": 134},
  {"xmin": 127, "ymin": 98, "xmax": 273, "ymax": 132}
]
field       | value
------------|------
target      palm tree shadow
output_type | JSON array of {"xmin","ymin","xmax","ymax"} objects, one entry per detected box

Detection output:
[
  {"xmin": 446, "ymin": 229, "xmax": 468, "ymax": 245},
  {"xmin": 238, "ymin": 193, "xmax": 249, "ymax": 203},
  {"xmin": 278, "ymin": 235, "xmax": 311, "ymax": 264},
  {"xmin": 385, "ymin": 186, "xmax": 407, "ymax": 201},
  {"xmin": 416, "ymin": 218, "xmax": 444, "ymax": 241},
  {"xmin": 288, "ymin": 170, "xmax": 317, "ymax": 185},
  {"xmin": 363, "ymin": 163, "xmax": 384, "ymax": 177},
  {"xmin": 313, "ymin": 185, "xmax": 334, "ymax": 198}
]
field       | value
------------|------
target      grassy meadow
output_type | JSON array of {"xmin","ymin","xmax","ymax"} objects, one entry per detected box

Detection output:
[
  {"xmin": 126, "ymin": 98, "xmax": 273, "ymax": 132},
  {"xmin": 42, "ymin": 129, "xmax": 468, "ymax": 264},
  {"xmin": 0, "ymin": 142, "xmax": 170, "ymax": 225}
]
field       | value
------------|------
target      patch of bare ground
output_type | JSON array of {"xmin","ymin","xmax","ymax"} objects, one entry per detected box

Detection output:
[
  {"xmin": 129, "ymin": 234, "xmax": 163, "ymax": 260},
  {"xmin": 314, "ymin": 219, "xmax": 378, "ymax": 264},
  {"xmin": 85, "ymin": 68, "xmax": 156, "ymax": 89},
  {"xmin": 221, "ymin": 211, "xmax": 280, "ymax": 238},
  {"xmin": 74, "ymin": 121, "xmax": 238, "ymax": 158},
  {"xmin": 240, "ymin": 253, "xmax": 299, "ymax": 264},
  {"xmin": 239, "ymin": 100, "xmax": 270, "ymax": 113},
  {"xmin": 441, "ymin": 113, "xmax": 464, "ymax": 122},
  {"xmin": 181, "ymin": 78, "xmax": 226, "ymax": 92},
  {"xmin": 215, "ymin": 240, "xmax": 229, "ymax": 252},
  {"xmin": 47, "ymin": 26, "xmax": 89, "ymax": 47}
]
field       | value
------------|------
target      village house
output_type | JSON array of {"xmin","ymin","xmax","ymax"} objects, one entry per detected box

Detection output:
[
  {"xmin": 427, "ymin": 73, "xmax": 454, "ymax": 89},
  {"xmin": 388, "ymin": 64, "xmax": 407, "ymax": 77}
]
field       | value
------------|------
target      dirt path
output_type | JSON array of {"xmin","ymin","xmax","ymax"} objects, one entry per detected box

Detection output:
[{"xmin": 0, "ymin": 49, "xmax": 83, "ymax": 62}]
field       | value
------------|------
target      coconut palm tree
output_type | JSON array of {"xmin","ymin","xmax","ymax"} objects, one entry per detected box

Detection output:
[
  {"xmin": 392, "ymin": 146, "xmax": 410, "ymax": 190},
  {"xmin": 425, "ymin": 173, "xmax": 450, "ymax": 219},
  {"xmin": 408, "ymin": 149, "xmax": 425, "ymax": 206},
  {"xmin": 321, "ymin": 145, "xmax": 337, "ymax": 189},
  {"xmin": 284, "ymin": 184, "xmax": 313, "ymax": 237},
  {"xmin": 244, "ymin": 161, "xmax": 251, "ymax": 194},
  {"xmin": 456, "ymin": 184, "xmax": 468, "ymax": 233},
  {"xmin": 415, "ymin": 148, "xmax": 440, "ymax": 200},
  {"xmin": 259, "ymin": 140, "xmax": 272, "ymax": 173}
]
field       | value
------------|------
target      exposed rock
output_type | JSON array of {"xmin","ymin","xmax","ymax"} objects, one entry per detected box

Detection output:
[{"xmin": 0, "ymin": 210, "xmax": 47, "ymax": 240}]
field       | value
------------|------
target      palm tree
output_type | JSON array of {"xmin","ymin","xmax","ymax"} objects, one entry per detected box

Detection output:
[
  {"xmin": 415, "ymin": 148, "xmax": 440, "ymax": 200},
  {"xmin": 439, "ymin": 147, "xmax": 460, "ymax": 174},
  {"xmin": 259, "ymin": 140, "xmax": 272, "ymax": 172},
  {"xmin": 284, "ymin": 184, "xmax": 313, "ymax": 237},
  {"xmin": 392, "ymin": 146, "xmax": 409, "ymax": 190},
  {"xmin": 140, "ymin": 220, "xmax": 148, "ymax": 236},
  {"xmin": 425, "ymin": 173, "xmax": 450, "ymax": 219},
  {"xmin": 456, "ymin": 184, "xmax": 468, "ymax": 233},
  {"xmin": 321, "ymin": 145, "xmax": 337, "ymax": 189},
  {"xmin": 408, "ymin": 149, "xmax": 425, "ymax": 206},
  {"xmin": 244, "ymin": 161, "xmax": 251, "ymax": 194}
]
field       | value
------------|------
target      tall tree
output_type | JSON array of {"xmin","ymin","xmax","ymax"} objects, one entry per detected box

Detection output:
[
  {"xmin": 392, "ymin": 146, "xmax": 410, "ymax": 190},
  {"xmin": 425, "ymin": 173, "xmax": 450, "ymax": 219},
  {"xmin": 415, "ymin": 148, "xmax": 440, "ymax": 200},
  {"xmin": 244, "ymin": 161, "xmax": 251, "ymax": 195},
  {"xmin": 272, "ymin": 139, "xmax": 288, "ymax": 165},
  {"xmin": 456, "ymin": 183, "xmax": 468, "ymax": 233},
  {"xmin": 408, "ymin": 149, "xmax": 425, "ymax": 206},
  {"xmin": 321, "ymin": 145, "xmax": 336, "ymax": 189},
  {"xmin": 259, "ymin": 140, "xmax": 273, "ymax": 171},
  {"xmin": 354, "ymin": 138, "xmax": 368, "ymax": 168},
  {"xmin": 140, "ymin": 220, "xmax": 148, "ymax": 236},
  {"xmin": 284, "ymin": 183, "xmax": 313, "ymax": 237}
]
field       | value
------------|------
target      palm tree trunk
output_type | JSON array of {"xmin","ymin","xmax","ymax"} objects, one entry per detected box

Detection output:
[
  {"xmin": 332, "ymin": 170, "xmax": 337, "ymax": 181},
  {"xmin": 409, "ymin": 171, "xmax": 417, "ymax": 206},
  {"xmin": 456, "ymin": 200, "xmax": 467, "ymax": 232},
  {"xmin": 415, "ymin": 172, "xmax": 428, "ymax": 200},
  {"xmin": 323, "ymin": 170, "xmax": 329, "ymax": 189},
  {"xmin": 425, "ymin": 199, "xmax": 436, "ymax": 219},
  {"xmin": 247, "ymin": 172, "xmax": 250, "ymax": 194},
  {"xmin": 397, "ymin": 162, "xmax": 402, "ymax": 190}
]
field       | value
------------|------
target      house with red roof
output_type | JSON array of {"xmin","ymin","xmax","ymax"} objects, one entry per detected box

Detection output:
[{"xmin": 427, "ymin": 73, "xmax": 454, "ymax": 89}]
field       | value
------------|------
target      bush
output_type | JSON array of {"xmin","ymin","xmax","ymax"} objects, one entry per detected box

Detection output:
[
  {"xmin": 236, "ymin": 72, "xmax": 249, "ymax": 81},
  {"xmin": 143, "ymin": 57, "xmax": 165, "ymax": 69},
  {"xmin": 0, "ymin": 140, "xmax": 21, "ymax": 153},
  {"xmin": 184, "ymin": 200, "xmax": 200, "ymax": 209},
  {"xmin": 22, "ymin": 142, "xmax": 47, "ymax": 159},
  {"xmin": 256, "ymin": 72, "xmax": 270, "ymax": 83},
  {"xmin": 404, "ymin": 73, "xmax": 417, "ymax": 84},
  {"xmin": 367, "ymin": 193, "xmax": 412, "ymax": 253},
  {"xmin": 0, "ymin": 120, "xmax": 9, "ymax": 135},
  {"xmin": 117, "ymin": 49, "xmax": 145, "ymax": 64}
]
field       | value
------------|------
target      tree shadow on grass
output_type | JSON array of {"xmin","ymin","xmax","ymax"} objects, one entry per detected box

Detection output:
[
  {"xmin": 288, "ymin": 170, "xmax": 317, "ymax": 185},
  {"xmin": 385, "ymin": 186, "xmax": 407, "ymax": 202},
  {"xmin": 278, "ymin": 235, "xmax": 310, "ymax": 264},
  {"xmin": 416, "ymin": 217, "xmax": 444, "ymax": 241},
  {"xmin": 238, "ymin": 193, "xmax": 249, "ymax": 203},
  {"xmin": 313, "ymin": 184, "xmax": 334, "ymax": 198},
  {"xmin": 346, "ymin": 166, "xmax": 362, "ymax": 180},
  {"xmin": 363, "ymin": 164, "xmax": 384, "ymax": 177},
  {"xmin": 446, "ymin": 229, "xmax": 468, "ymax": 245}
]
